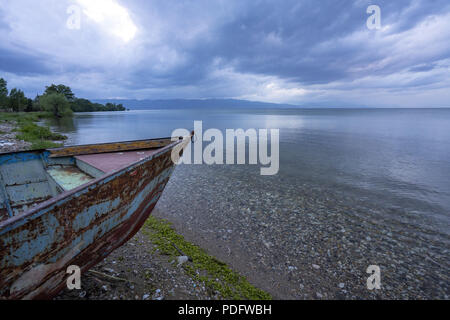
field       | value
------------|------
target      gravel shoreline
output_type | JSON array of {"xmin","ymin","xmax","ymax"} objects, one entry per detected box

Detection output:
[
  {"xmin": 56, "ymin": 228, "xmax": 220, "ymax": 300},
  {"xmin": 0, "ymin": 121, "xmax": 31, "ymax": 153}
]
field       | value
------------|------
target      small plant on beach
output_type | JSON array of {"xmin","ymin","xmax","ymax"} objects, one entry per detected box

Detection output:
[
  {"xmin": 17, "ymin": 123, "xmax": 67, "ymax": 141},
  {"xmin": 16, "ymin": 122, "xmax": 67, "ymax": 150}
]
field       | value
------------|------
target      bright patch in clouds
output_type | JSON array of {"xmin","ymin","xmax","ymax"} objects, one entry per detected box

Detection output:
[{"xmin": 76, "ymin": 0, "xmax": 137, "ymax": 42}]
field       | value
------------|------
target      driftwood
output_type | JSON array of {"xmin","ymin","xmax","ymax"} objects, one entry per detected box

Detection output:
[{"xmin": 88, "ymin": 270, "xmax": 134, "ymax": 283}]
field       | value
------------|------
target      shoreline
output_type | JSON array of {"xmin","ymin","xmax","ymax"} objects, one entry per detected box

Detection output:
[
  {"xmin": 56, "ymin": 213, "xmax": 271, "ymax": 300},
  {"xmin": 0, "ymin": 112, "xmax": 67, "ymax": 152},
  {"xmin": 0, "ymin": 121, "xmax": 32, "ymax": 153}
]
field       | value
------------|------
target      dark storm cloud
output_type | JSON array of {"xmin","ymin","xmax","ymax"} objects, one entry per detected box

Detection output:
[
  {"xmin": 123, "ymin": 0, "xmax": 450, "ymax": 90},
  {"xmin": 0, "ymin": 47, "xmax": 54, "ymax": 75},
  {"xmin": 181, "ymin": 0, "xmax": 450, "ymax": 84}
]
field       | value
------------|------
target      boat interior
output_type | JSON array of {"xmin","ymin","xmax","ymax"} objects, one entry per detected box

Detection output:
[{"xmin": 0, "ymin": 138, "xmax": 174, "ymax": 222}]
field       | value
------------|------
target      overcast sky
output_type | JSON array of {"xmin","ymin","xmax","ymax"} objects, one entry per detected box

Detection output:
[{"xmin": 1, "ymin": 0, "xmax": 449, "ymax": 107}]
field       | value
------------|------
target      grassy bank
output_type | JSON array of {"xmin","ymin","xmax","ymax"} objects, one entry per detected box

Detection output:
[
  {"xmin": 143, "ymin": 216, "xmax": 272, "ymax": 300},
  {"xmin": 0, "ymin": 112, "xmax": 67, "ymax": 149}
]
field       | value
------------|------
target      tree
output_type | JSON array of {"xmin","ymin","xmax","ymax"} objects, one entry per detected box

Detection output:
[
  {"xmin": 70, "ymin": 98, "xmax": 94, "ymax": 112},
  {"xmin": 8, "ymin": 88, "xmax": 27, "ymax": 112},
  {"xmin": 0, "ymin": 78, "xmax": 7, "ymax": 97},
  {"xmin": 0, "ymin": 78, "xmax": 8, "ymax": 110},
  {"xmin": 69, "ymin": 99, "xmax": 126, "ymax": 112},
  {"xmin": 32, "ymin": 95, "xmax": 43, "ymax": 111},
  {"xmin": 44, "ymin": 84, "xmax": 75, "ymax": 102},
  {"xmin": 40, "ymin": 93, "xmax": 73, "ymax": 118},
  {"xmin": 25, "ymin": 98, "xmax": 34, "ymax": 112}
]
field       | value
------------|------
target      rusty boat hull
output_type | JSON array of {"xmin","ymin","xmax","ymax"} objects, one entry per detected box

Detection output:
[{"xmin": 0, "ymin": 136, "xmax": 188, "ymax": 299}]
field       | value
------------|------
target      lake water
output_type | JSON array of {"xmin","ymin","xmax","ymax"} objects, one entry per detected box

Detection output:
[{"xmin": 47, "ymin": 108, "xmax": 450, "ymax": 298}]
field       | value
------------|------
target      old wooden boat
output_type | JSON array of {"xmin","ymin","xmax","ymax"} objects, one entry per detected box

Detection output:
[{"xmin": 0, "ymin": 134, "xmax": 192, "ymax": 300}]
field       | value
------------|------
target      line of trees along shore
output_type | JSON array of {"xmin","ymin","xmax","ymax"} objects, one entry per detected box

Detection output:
[{"xmin": 0, "ymin": 78, "xmax": 126, "ymax": 117}]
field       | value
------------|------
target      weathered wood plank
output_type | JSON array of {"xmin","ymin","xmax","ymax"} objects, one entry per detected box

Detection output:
[{"xmin": 49, "ymin": 138, "xmax": 173, "ymax": 158}]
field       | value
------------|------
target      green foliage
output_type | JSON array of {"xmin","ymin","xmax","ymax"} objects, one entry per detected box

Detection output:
[
  {"xmin": 0, "ymin": 78, "xmax": 8, "ymax": 110},
  {"xmin": 0, "ymin": 111, "xmax": 50, "ymax": 123},
  {"xmin": 8, "ymin": 88, "xmax": 28, "ymax": 112},
  {"xmin": 70, "ymin": 98, "xmax": 126, "ymax": 112},
  {"xmin": 32, "ymin": 95, "xmax": 43, "ymax": 112},
  {"xmin": 104, "ymin": 102, "xmax": 126, "ymax": 111},
  {"xmin": 0, "ymin": 78, "xmax": 7, "ymax": 97},
  {"xmin": 1, "ymin": 112, "xmax": 68, "ymax": 150},
  {"xmin": 28, "ymin": 140, "xmax": 63, "ymax": 149},
  {"xmin": 16, "ymin": 122, "xmax": 67, "ymax": 142},
  {"xmin": 0, "ymin": 78, "xmax": 128, "ymax": 115},
  {"xmin": 40, "ymin": 93, "xmax": 73, "ymax": 118},
  {"xmin": 25, "ymin": 98, "xmax": 34, "ymax": 112},
  {"xmin": 143, "ymin": 216, "xmax": 272, "ymax": 300},
  {"xmin": 44, "ymin": 84, "xmax": 75, "ymax": 102}
]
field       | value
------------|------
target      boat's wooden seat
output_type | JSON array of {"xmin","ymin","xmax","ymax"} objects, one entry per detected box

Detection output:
[
  {"xmin": 47, "ymin": 165, "xmax": 95, "ymax": 191},
  {"xmin": 75, "ymin": 149, "xmax": 159, "ymax": 173},
  {"xmin": 0, "ymin": 158, "xmax": 59, "ymax": 217}
]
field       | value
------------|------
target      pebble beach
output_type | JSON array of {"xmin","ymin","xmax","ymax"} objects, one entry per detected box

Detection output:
[{"xmin": 0, "ymin": 121, "xmax": 31, "ymax": 153}]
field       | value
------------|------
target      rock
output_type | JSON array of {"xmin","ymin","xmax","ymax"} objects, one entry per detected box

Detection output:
[
  {"xmin": 339, "ymin": 283, "xmax": 345, "ymax": 289},
  {"xmin": 177, "ymin": 256, "xmax": 189, "ymax": 266},
  {"xmin": 312, "ymin": 264, "xmax": 320, "ymax": 270},
  {"xmin": 316, "ymin": 292, "xmax": 323, "ymax": 298},
  {"xmin": 263, "ymin": 241, "xmax": 272, "ymax": 249},
  {"xmin": 142, "ymin": 294, "xmax": 150, "ymax": 300}
]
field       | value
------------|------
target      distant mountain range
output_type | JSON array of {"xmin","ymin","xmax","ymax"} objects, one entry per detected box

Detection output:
[
  {"xmin": 90, "ymin": 98, "xmax": 375, "ymax": 110},
  {"xmin": 91, "ymin": 98, "xmax": 301, "ymax": 110}
]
